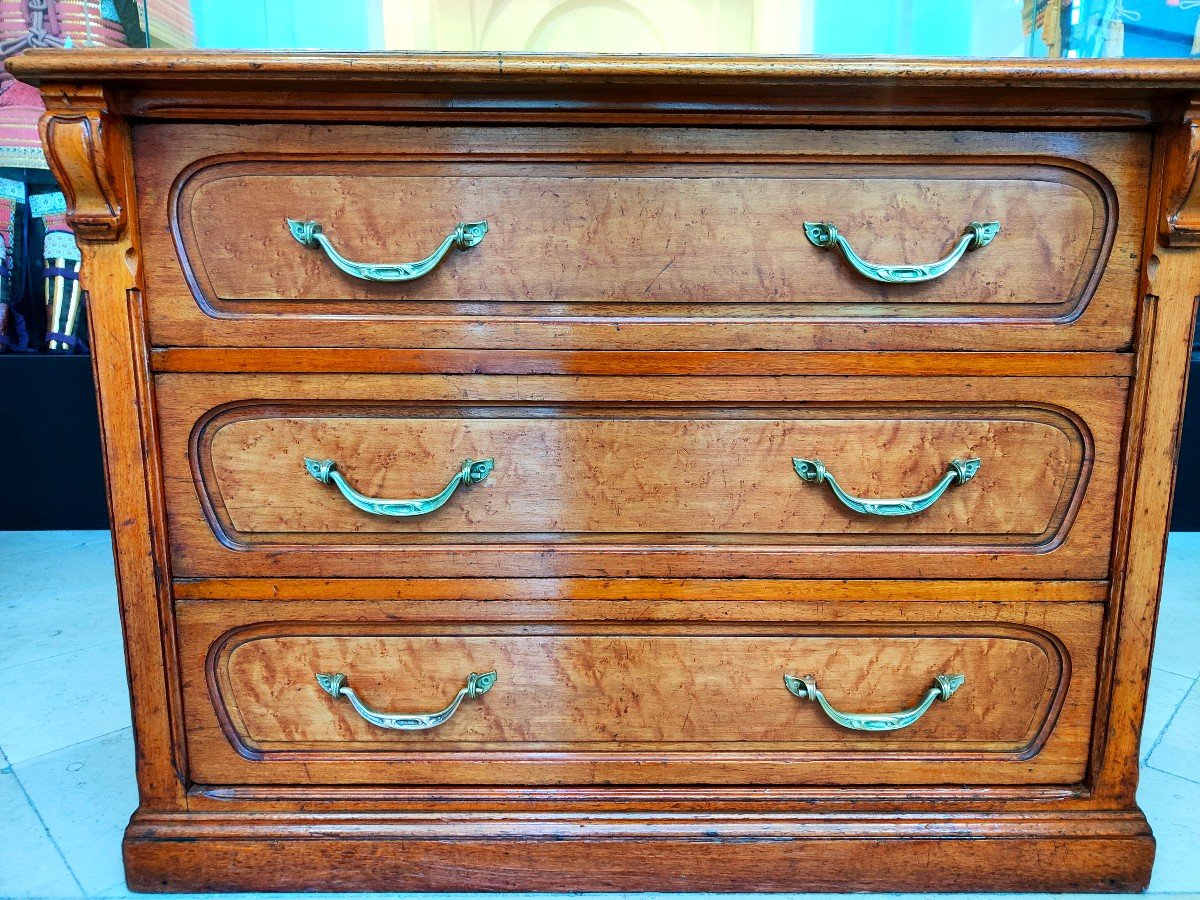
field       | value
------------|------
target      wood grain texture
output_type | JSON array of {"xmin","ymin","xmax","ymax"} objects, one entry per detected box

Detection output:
[
  {"xmin": 178, "ymin": 598, "xmax": 1101, "ymax": 787},
  {"xmin": 180, "ymin": 159, "xmax": 1104, "ymax": 311},
  {"xmin": 150, "ymin": 348, "xmax": 1136, "ymax": 377},
  {"xmin": 1159, "ymin": 102, "xmax": 1200, "ymax": 246},
  {"xmin": 39, "ymin": 87, "xmax": 126, "ymax": 242},
  {"xmin": 205, "ymin": 408, "xmax": 1080, "ymax": 539},
  {"xmin": 222, "ymin": 631, "xmax": 1059, "ymax": 751},
  {"xmin": 13, "ymin": 49, "xmax": 1200, "ymax": 894},
  {"xmin": 38, "ymin": 86, "xmax": 188, "ymax": 810},
  {"xmin": 157, "ymin": 373, "xmax": 1124, "ymax": 579},
  {"xmin": 135, "ymin": 125, "xmax": 1147, "ymax": 352},
  {"xmin": 172, "ymin": 577, "xmax": 1109, "ymax": 603},
  {"xmin": 12, "ymin": 50, "xmax": 1200, "ymax": 88},
  {"xmin": 120, "ymin": 808, "xmax": 1153, "ymax": 893},
  {"xmin": 1090, "ymin": 265, "xmax": 1200, "ymax": 798}
]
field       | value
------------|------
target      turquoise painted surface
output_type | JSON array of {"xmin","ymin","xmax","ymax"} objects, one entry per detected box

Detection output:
[
  {"xmin": 813, "ymin": 0, "xmax": 966, "ymax": 55},
  {"xmin": 191, "ymin": 0, "xmax": 385, "ymax": 50}
]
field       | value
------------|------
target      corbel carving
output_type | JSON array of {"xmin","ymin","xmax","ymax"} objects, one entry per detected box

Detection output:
[
  {"xmin": 38, "ymin": 86, "xmax": 128, "ymax": 243},
  {"xmin": 1159, "ymin": 102, "xmax": 1200, "ymax": 247}
]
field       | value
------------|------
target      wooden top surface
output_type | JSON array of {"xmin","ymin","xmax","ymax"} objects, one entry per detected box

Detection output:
[
  {"xmin": 9, "ymin": 49, "xmax": 1200, "ymax": 90},
  {"xmin": 11, "ymin": 51, "xmax": 1200, "ymax": 126}
]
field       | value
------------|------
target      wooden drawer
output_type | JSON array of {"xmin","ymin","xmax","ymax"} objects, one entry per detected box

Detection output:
[
  {"xmin": 136, "ymin": 125, "xmax": 1147, "ymax": 351},
  {"xmin": 158, "ymin": 373, "xmax": 1124, "ymax": 580},
  {"xmin": 179, "ymin": 597, "xmax": 1102, "ymax": 786}
]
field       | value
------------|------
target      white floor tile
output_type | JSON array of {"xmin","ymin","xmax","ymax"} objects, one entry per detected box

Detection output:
[
  {"xmin": 12, "ymin": 728, "xmax": 137, "ymax": 896},
  {"xmin": 1142, "ymin": 668, "xmax": 1197, "ymax": 762},
  {"xmin": 0, "ymin": 530, "xmax": 110, "ymax": 562},
  {"xmin": 0, "ymin": 536, "xmax": 116, "ymax": 604},
  {"xmin": 0, "ymin": 640, "xmax": 130, "ymax": 765},
  {"xmin": 1148, "ymin": 677, "xmax": 1200, "ymax": 781},
  {"xmin": 0, "ymin": 765, "xmax": 82, "ymax": 898},
  {"xmin": 1140, "ymin": 765, "xmax": 1200, "ymax": 893},
  {"xmin": 1155, "ymin": 533, "xmax": 1200, "ymax": 678},
  {"xmin": 0, "ymin": 582, "xmax": 121, "ymax": 672},
  {"xmin": 0, "ymin": 533, "xmax": 120, "ymax": 670}
]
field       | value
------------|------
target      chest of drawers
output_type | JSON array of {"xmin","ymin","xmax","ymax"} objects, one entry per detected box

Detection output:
[{"xmin": 10, "ymin": 50, "xmax": 1200, "ymax": 893}]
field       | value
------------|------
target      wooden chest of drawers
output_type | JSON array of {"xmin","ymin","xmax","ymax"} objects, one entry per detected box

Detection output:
[{"xmin": 11, "ymin": 50, "xmax": 1200, "ymax": 893}]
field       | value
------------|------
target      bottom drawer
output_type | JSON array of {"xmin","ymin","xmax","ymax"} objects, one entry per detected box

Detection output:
[{"xmin": 179, "ymin": 597, "xmax": 1101, "ymax": 786}]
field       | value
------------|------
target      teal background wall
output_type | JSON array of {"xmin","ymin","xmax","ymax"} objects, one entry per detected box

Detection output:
[
  {"xmin": 811, "ymin": 0, "xmax": 973, "ymax": 56},
  {"xmin": 191, "ymin": 0, "xmax": 384, "ymax": 50}
]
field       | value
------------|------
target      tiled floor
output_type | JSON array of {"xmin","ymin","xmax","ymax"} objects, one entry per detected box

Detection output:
[{"xmin": 1, "ymin": 530, "xmax": 1198, "ymax": 900}]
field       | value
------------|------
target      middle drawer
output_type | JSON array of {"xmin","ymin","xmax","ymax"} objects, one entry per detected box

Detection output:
[{"xmin": 159, "ymin": 374, "xmax": 1124, "ymax": 580}]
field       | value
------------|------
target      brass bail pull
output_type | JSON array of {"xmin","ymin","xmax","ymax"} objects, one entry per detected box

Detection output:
[
  {"xmin": 803, "ymin": 220, "xmax": 1000, "ymax": 284},
  {"xmin": 784, "ymin": 673, "xmax": 965, "ymax": 731},
  {"xmin": 316, "ymin": 671, "xmax": 498, "ymax": 731},
  {"xmin": 287, "ymin": 218, "xmax": 488, "ymax": 282},
  {"xmin": 304, "ymin": 457, "xmax": 494, "ymax": 518},
  {"xmin": 792, "ymin": 457, "xmax": 980, "ymax": 517}
]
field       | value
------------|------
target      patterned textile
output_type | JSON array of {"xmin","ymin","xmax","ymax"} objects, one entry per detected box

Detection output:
[
  {"xmin": 0, "ymin": 0, "xmax": 142, "ymax": 169},
  {"xmin": 55, "ymin": 0, "xmax": 130, "ymax": 47},
  {"xmin": 143, "ymin": 0, "xmax": 192, "ymax": 48},
  {"xmin": 30, "ymin": 190, "xmax": 83, "ymax": 352},
  {"xmin": 0, "ymin": 177, "xmax": 26, "ymax": 350},
  {"xmin": 0, "ymin": 76, "xmax": 45, "ymax": 168}
]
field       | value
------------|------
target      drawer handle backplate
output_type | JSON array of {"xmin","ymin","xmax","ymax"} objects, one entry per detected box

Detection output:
[
  {"xmin": 286, "ymin": 218, "xmax": 487, "ymax": 282},
  {"xmin": 316, "ymin": 671, "xmax": 497, "ymax": 731},
  {"xmin": 792, "ymin": 456, "xmax": 980, "ymax": 517},
  {"xmin": 304, "ymin": 457, "xmax": 494, "ymax": 517},
  {"xmin": 784, "ymin": 673, "xmax": 965, "ymax": 731},
  {"xmin": 803, "ymin": 220, "xmax": 1000, "ymax": 284}
]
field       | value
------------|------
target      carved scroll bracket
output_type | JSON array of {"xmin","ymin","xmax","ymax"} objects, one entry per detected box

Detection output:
[
  {"xmin": 38, "ymin": 84, "xmax": 129, "ymax": 243},
  {"xmin": 1159, "ymin": 101, "xmax": 1200, "ymax": 248}
]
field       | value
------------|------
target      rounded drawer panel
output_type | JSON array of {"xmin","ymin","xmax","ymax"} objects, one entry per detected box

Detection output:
[
  {"xmin": 210, "ymin": 408, "xmax": 1073, "ymax": 539},
  {"xmin": 179, "ymin": 600, "xmax": 1103, "ymax": 787},
  {"xmin": 225, "ymin": 630, "xmax": 1053, "ymax": 750}
]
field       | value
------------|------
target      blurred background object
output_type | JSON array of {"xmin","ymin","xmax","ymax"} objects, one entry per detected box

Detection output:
[
  {"xmin": 0, "ymin": 0, "xmax": 145, "ymax": 529},
  {"xmin": 170, "ymin": 0, "xmax": 1199, "ymax": 57}
]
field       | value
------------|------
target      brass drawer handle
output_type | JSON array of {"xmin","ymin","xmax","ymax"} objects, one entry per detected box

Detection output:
[
  {"xmin": 785, "ymin": 673, "xmax": 964, "ymax": 732},
  {"xmin": 792, "ymin": 457, "xmax": 980, "ymax": 517},
  {"xmin": 803, "ymin": 220, "xmax": 999, "ymax": 283},
  {"xmin": 304, "ymin": 457, "xmax": 493, "ymax": 518},
  {"xmin": 316, "ymin": 671, "xmax": 497, "ymax": 731},
  {"xmin": 286, "ymin": 218, "xmax": 487, "ymax": 282}
]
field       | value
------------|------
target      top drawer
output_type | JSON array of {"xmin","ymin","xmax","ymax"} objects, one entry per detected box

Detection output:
[{"xmin": 136, "ymin": 125, "xmax": 1148, "ymax": 351}]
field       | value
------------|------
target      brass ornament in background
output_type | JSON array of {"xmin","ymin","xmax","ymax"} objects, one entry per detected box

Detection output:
[
  {"xmin": 304, "ymin": 457, "xmax": 494, "ymax": 517},
  {"xmin": 792, "ymin": 457, "xmax": 980, "ymax": 517},
  {"xmin": 286, "ymin": 218, "xmax": 488, "ymax": 281},
  {"xmin": 315, "ymin": 671, "xmax": 497, "ymax": 731},
  {"xmin": 784, "ymin": 673, "xmax": 965, "ymax": 731},
  {"xmin": 803, "ymin": 220, "xmax": 1000, "ymax": 283}
]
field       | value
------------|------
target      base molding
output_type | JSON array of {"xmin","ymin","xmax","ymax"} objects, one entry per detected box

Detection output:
[{"xmin": 124, "ymin": 807, "xmax": 1154, "ymax": 893}]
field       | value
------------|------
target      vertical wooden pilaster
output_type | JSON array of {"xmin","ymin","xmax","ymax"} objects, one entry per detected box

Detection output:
[
  {"xmin": 1092, "ymin": 105, "xmax": 1200, "ymax": 801},
  {"xmin": 39, "ymin": 85, "xmax": 187, "ymax": 810}
]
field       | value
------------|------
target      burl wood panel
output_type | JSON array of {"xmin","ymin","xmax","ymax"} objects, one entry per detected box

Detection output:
[
  {"xmin": 179, "ymin": 598, "xmax": 1102, "ymax": 786},
  {"xmin": 183, "ymin": 162, "xmax": 1098, "ymax": 309},
  {"xmin": 156, "ymin": 373, "xmax": 1125, "ymax": 579},
  {"xmin": 204, "ymin": 408, "xmax": 1080, "ymax": 539},
  {"xmin": 135, "ymin": 125, "xmax": 1148, "ymax": 351}
]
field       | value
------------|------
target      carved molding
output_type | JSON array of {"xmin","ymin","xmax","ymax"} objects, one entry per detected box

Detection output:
[
  {"xmin": 38, "ymin": 89, "xmax": 128, "ymax": 243},
  {"xmin": 1159, "ymin": 103, "xmax": 1200, "ymax": 247}
]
